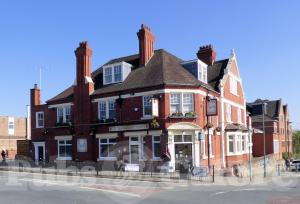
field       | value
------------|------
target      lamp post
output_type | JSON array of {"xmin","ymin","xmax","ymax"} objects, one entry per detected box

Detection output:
[
  {"xmin": 262, "ymin": 102, "xmax": 267, "ymax": 178},
  {"xmin": 248, "ymin": 128, "xmax": 253, "ymax": 182}
]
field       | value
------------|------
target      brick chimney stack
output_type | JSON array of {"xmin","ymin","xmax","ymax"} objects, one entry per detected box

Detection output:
[
  {"xmin": 30, "ymin": 84, "xmax": 40, "ymax": 107},
  {"xmin": 197, "ymin": 44, "xmax": 216, "ymax": 65},
  {"xmin": 73, "ymin": 41, "xmax": 94, "ymax": 136},
  {"xmin": 74, "ymin": 41, "xmax": 93, "ymax": 93},
  {"xmin": 137, "ymin": 24, "xmax": 155, "ymax": 66}
]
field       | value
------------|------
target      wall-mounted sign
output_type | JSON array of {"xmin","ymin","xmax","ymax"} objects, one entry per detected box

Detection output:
[
  {"xmin": 77, "ymin": 138, "xmax": 87, "ymax": 153},
  {"xmin": 109, "ymin": 124, "xmax": 149, "ymax": 132},
  {"xmin": 125, "ymin": 164, "xmax": 139, "ymax": 172},
  {"xmin": 198, "ymin": 132, "xmax": 205, "ymax": 141},
  {"xmin": 206, "ymin": 98, "xmax": 218, "ymax": 116}
]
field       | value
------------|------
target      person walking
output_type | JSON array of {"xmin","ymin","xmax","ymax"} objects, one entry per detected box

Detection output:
[{"xmin": 1, "ymin": 150, "xmax": 6, "ymax": 162}]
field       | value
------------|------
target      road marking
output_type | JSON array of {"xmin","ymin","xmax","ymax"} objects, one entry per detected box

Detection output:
[
  {"xmin": 215, "ymin": 191, "xmax": 226, "ymax": 195},
  {"xmin": 80, "ymin": 186, "xmax": 141, "ymax": 198}
]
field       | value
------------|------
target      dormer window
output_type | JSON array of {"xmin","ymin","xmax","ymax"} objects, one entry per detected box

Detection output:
[
  {"xmin": 103, "ymin": 62, "xmax": 132, "ymax": 85},
  {"xmin": 181, "ymin": 59, "xmax": 208, "ymax": 84}
]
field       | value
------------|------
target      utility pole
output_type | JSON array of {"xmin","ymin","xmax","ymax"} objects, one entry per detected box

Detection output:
[{"xmin": 262, "ymin": 102, "xmax": 267, "ymax": 178}]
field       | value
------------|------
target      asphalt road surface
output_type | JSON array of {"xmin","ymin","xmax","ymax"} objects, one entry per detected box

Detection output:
[{"xmin": 0, "ymin": 171, "xmax": 299, "ymax": 204}]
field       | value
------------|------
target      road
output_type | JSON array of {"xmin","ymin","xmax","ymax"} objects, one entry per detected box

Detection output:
[{"xmin": 0, "ymin": 171, "xmax": 299, "ymax": 204}]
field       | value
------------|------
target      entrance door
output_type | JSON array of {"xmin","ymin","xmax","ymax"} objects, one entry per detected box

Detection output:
[
  {"xmin": 38, "ymin": 146, "xmax": 44, "ymax": 162},
  {"xmin": 175, "ymin": 143, "xmax": 193, "ymax": 172},
  {"xmin": 34, "ymin": 142, "xmax": 45, "ymax": 163},
  {"xmin": 129, "ymin": 137, "xmax": 140, "ymax": 164}
]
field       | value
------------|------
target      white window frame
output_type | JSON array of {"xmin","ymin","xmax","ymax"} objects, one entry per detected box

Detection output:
[
  {"xmin": 113, "ymin": 65, "xmax": 122, "ymax": 83},
  {"xmin": 99, "ymin": 138, "xmax": 117, "ymax": 160},
  {"xmin": 198, "ymin": 63, "xmax": 208, "ymax": 83},
  {"xmin": 98, "ymin": 100, "xmax": 116, "ymax": 120},
  {"xmin": 170, "ymin": 93, "xmax": 194, "ymax": 115},
  {"xmin": 152, "ymin": 135, "xmax": 161, "ymax": 160},
  {"xmin": 236, "ymin": 135, "xmax": 242, "ymax": 153},
  {"xmin": 36, "ymin": 111, "xmax": 44, "ymax": 128},
  {"xmin": 57, "ymin": 139, "xmax": 72, "ymax": 160},
  {"xmin": 56, "ymin": 106, "xmax": 71, "ymax": 124},
  {"xmin": 226, "ymin": 104, "xmax": 232, "ymax": 122},
  {"xmin": 143, "ymin": 96, "xmax": 153, "ymax": 118},
  {"xmin": 104, "ymin": 66, "xmax": 113, "ymax": 84}
]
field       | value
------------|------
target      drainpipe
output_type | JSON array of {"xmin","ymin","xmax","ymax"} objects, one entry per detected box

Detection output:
[
  {"xmin": 220, "ymin": 85, "xmax": 225, "ymax": 168},
  {"xmin": 26, "ymin": 105, "xmax": 31, "ymax": 140}
]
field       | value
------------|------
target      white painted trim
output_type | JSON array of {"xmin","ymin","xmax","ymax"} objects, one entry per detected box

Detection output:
[
  {"xmin": 54, "ymin": 135, "xmax": 72, "ymax": 140},
  {"xmin": 223, "ymin": 98, "xmax": 245, "ymax": 110},
  {"xmin": 92, "ymin": 88, "xmax": 218, "ymax": 103},
  {"xmin": 48, "ymin": 102, "xmax": 74, "ymax": 109},
  {"xmin": 96, "ymin": 133, "xmax": 118, "ymax": 138},
  {"xmin": 124, "ymin": 131, "xmax": 147, "ymax": 137},
  {"xmin": 149, "ymin": 130, "xmax": 162, "ymax": 135},
  {"xmin": 85, "ymin": 76, "xmax": 94, "ymax": 84}
]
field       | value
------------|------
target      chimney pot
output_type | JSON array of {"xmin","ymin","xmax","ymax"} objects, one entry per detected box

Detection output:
[{"xmin": 197, "ymin": 44, "xmax": 216, "ymax": 65}]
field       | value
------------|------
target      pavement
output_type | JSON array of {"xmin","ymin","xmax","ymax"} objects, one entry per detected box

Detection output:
[{"xmin": 0, "ymin": 170, "xmax": 299, "ymax": 203}]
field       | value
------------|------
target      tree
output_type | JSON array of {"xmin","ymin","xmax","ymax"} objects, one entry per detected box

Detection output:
[{"xmin": 292, "ymin": 131, "xmax": 300, "ymax": 158}]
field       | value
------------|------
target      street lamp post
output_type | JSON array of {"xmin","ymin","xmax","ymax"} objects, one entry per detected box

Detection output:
[
  {"xmin": 248, "ymin": 128, "xmax": 253, "ymax": 182},
  {"xmin": 262, "ymin": 102, "xmax": 267, "ymax": 178}
]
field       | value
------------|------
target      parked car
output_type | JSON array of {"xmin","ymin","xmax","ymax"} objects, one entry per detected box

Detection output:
[{"xmin": 290, "ymin": 160, "xmax": 300, "ymax": 171}]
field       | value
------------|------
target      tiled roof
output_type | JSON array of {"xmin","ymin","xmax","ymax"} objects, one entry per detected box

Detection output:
[
  {"xmin": 247, "ymin": 99, "xmax": 281, "ymax": 122},
  {"xmin": 47, "ymin": 49, "xmax": 229, "ymax": 103}
]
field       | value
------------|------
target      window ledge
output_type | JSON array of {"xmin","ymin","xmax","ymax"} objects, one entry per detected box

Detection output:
[
  {"xmin": 56, "ymin": 157, "xmax": 72, "ymax": 161},
  {"xmin": 141, "ymin": 116, "xmax": 154, "ymax": 120}
]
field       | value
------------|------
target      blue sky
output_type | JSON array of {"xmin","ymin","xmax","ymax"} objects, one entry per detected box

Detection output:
[{"xmin": 0, "ymin": 0, "xmax": 299, "ymax": 129}]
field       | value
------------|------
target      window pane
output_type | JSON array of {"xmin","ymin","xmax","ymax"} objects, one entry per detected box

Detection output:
[
  {"xmin": 104, "ymin": 67, "xmax": 112, "ymax": 83},
  {"xmin": 183, "ymin": 135, "xmax": 192, "ymax": 142},
  {"xmin": 99, "ymin": 102, "xmax": 107, "ymax": 119},
  {"xmin": 108, "ymin": 144, "xmax": 116, "ymax": 157},
  {"xmin": 143, "ymin": 96, "xmax": 152, "ymax": 116},
  {"xmin": 108, "ymin": 101, "xmax": 116, "ymax": 119},
  {"xmin": 130, "ymin": 137, "xmax": 138, "ymax": 142},
  {"xmin": 114, "ymin": 65, "xmax": 122, "ymax": 82},
  {"xmin": 57, "ymin": 108, "xmax": 64, "ymax": 123},
  {"xmin": 174, "ymin": 135, "xmax": 182, "ymax": 143},
  {"xmin": 154, "ymin": 143, "xmax": 161, "ymax": 158},
  {"xmin": 59, "ymin": 140, "xmax": 65, "ymax": 145},
  {"xmin": 65, "ymin": 106, "xmax": 71, "ymax": 123},
  {"xmin": 109, "ymin": 138, "xmax": 116, "ymax": 143},
  {"xmin": 100, "ymin": 144, "xmax": 108, "ymax": 157},
  {"xmin": 100, "ymin": 139, "xmax": 107, "ymax": 143},
  {"xmin": 65, "ymin": 145, "xmax": 72, "ymax": 157},
  {"xmin": 66, "ymin": 140, "xmax": 72, "ymax": 145},
  {"xmin": 153, "ymin": 136, "xmax": 160, "ymax": 142}
]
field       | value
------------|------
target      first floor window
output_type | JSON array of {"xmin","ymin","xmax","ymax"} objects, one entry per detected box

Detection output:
[
  {"xmin": 143, "ymin": 96, "xmax": 152, "ymax": 116},
  {"xmin": 170, "ymin": 93, "xmax": 194, "ymax": 114},
  {"xmin": 99, "ymin": 138, "xmax": 116, "ymax": 158},
  {"xmin": 98, "ymin": 101, "xmax": 116, "ymax": 120},
  {"xmin": 57, "ymin": 106, "xmax": 71, "ymax": 123},
  {"xmin": 153, "ymin": 136, "xmax": 161, "ymax": 159},
  {"xmin": 228, "ymin": 135, "xmax": 234, "ymax": 153},
  {"xmin": 58, "ymin": 140, "xmax": 72, "ymax": 159},
  {"xmin": 36, "ymin": 112, "xmax": 44, "ymax": 128}
]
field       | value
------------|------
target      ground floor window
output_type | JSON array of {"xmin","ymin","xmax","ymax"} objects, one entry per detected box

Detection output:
[
  {"xmin": 57, "ymin": 140, "xmax": 72, "ymax": 159},
  {"xmin": 99, "ymin": 138, "xmax": 116, "ymax": 159}
]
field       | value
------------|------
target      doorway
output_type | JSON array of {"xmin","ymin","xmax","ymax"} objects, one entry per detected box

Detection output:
[
  {"xmin": 174, "ymin": 135, "xmax": 193, "ymax": 172},
  {"xmin": 34, "ymin": 142, "xmax": 45, "ymax": 163}
]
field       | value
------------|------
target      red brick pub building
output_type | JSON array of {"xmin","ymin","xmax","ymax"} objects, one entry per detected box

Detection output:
[{"xmin": 30, "ymin": 25, "xmax": 252, "ymax": 172}]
